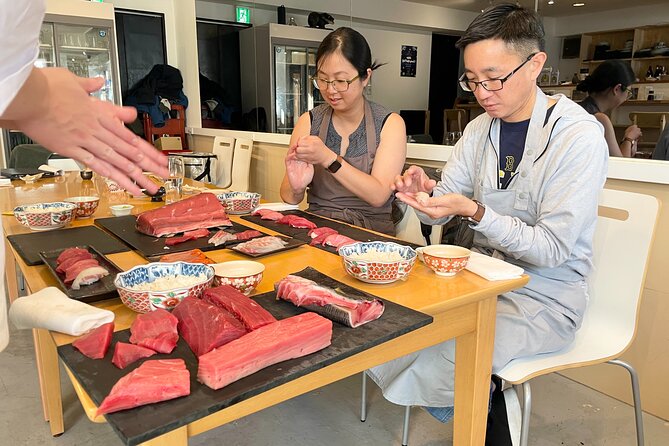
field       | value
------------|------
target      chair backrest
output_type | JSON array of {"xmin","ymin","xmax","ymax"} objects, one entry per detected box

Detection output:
[
  {"xmin": 228, "ymin": 138, "xmax": 253, "ymax": 192},
  {"xmin": 394, "ymin": 204, "xmax": 443, "ymax": 246},
  {"xmin": 629, "ymin": 112, "xmax": 669, "ymax": 131},
  {"xmin": 443, "ymin": 108, "xmax": 467, "ymax": 134},
  {"xmin": 400, "ymin": 110, "xmax": 430, "ymax": 135},
  {"xmin": 211, "ymin": 136, "xmax": 235, "ymax": 188},
  {"xmin": 143, "ymin": 104, "xmax": 188, "ymax": 149}
]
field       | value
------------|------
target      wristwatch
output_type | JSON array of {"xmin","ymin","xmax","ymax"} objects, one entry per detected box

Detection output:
[
  {"xmin": 462, "ymin": 200, "xmax": 486, "ymax": 225},
  {"xmin": 327, "ymin": 155, "xmax": 343, "ymax": 173}
]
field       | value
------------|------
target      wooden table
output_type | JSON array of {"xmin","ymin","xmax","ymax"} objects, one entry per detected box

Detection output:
[{"xmin": 2, "ymin": 173, "xmax": 528, "ymax": 446}]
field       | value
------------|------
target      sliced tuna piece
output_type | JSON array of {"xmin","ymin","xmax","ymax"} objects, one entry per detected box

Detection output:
[
  {"xmin": 112, "ymin": 342, "xmax": 156, "ymax": 369},
  {"xmin": 208, "ymin": 230, "xmax": 237, "ymax": 246},
  {"xmin": 275, "ymin": 275, "xmax": 384, "ymax": 328},
  {"xmin": 72, "ymin": 322, "xmax": 114, "ymax": 359},
  {"xmin": 96, "ymin": 359, "xmax": 190, "ymax": 416},
  {"xmin": 129, "ymin": 309, "xmax": 179, "ymax": 354},
  {"xmin": 277, "ymin": 214, "xmax": 317, "ymax": 229},
  {"xmin": 136, "ymin": 193, "xmax": 231, "ymax": 237},
  {"xmin": 56, "ymin": 251, "xmax": 94, "ymax": 273},
  {"xmin": 165, "ymin": 228, "xmax": 211, "ymax": 246},
  {"xmin": 63, "ymin": 258, "xmax": 101, "ymax": 284},
  {"xmin": 71, "ymin": 266, "xmax": 109, "ymax": 290},
  {"xmin": 234, "ymin": 229, "xmax": 264, "ymax": 241},
  {"xmin": 233, "ymin": 236, "xmax": 288, "ymax": 255},
  {"xmin": 322, "ymin": 234, "xmax": 357, "ymax": 251},
  {"xmin": 159, "ymin": 249, "xmax": 214, "ymax": 264},
  {"xmin": 309, "ymin": 227, "xmax": 339, "ymax": 246},
  {"xmin": 198, "ymin": 312, "xmax": 332, "ymax": 390},
  {"xmin": 171, "ymin": 297, "xmax": 247, "ymax": 357},
  {"xmin": 260, "ymin": 210, "xmax": 284, "ymax": 221},
  {"xmin": 56, "ymin": 247, "xmax": 91, "ymax": 264},
  {"xmin": 203, "ymin": 285, "xmax": 277, "ymax": 330}
]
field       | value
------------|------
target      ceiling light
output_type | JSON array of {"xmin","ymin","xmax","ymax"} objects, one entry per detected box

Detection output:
[
  {"xmin": 573, "ymin": 2, "xmax": 585, "ymax": 6},
  {"xmin": 548, "ymin": 0, "xmax": 555, "ymax": 4}
]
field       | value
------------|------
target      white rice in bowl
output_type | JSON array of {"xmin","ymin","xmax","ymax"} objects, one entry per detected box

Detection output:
[
  {"xmin": 126, "ymin": 273, "xmax": 209, "ymax": 291},
  {"xmin": 347, "ymin": 249, "xmax": 405, "ymax": 262}
]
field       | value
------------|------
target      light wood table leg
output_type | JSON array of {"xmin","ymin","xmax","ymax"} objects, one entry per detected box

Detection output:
[
  {"xmin": 139, "ymin": 425, "xmax": 188, "ymax": 446},
  {"xmin": 34, "ymin": 328, "xmax": 64, "ymax": 436},
  {"xmin": 452, "ymin": 295, "xmax": 497, "ymax": 446},
  {"xmin": 32, "ymin": 329, "xmax": 50, "ymax": 421},
  {"xmin": 4, "ymin": 239, "xmax": 19, "ymax": 303}
]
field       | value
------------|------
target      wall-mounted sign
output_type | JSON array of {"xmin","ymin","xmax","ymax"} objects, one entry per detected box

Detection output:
[
  {"xmin": 400, "ymin": 45, "xmax": 417, "ymax": 77},
  {"xmin": 236, "ymin": 6, "xmax": 251, "ymax": 24}
]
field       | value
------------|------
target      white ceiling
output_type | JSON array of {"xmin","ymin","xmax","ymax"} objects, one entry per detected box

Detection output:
[{"xmin": 403, "ymin": 0, "xmax": 669, "ymax": 18}]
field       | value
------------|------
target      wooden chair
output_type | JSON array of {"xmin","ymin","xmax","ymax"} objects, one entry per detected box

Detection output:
[
  {"xmin": 142, "ymin": 104, "xmax": 188, "ymax": 149},
  {"xmin": 211, "ymin": 136, "xmax": 235, "ymax": 188},
  {"xmin": 629, "ymin": 112, "xmax": 669, "ymax": 150},
  {"xmin": 443, "ymin": 108, "xmax": 468, "ymax": 133},
  {"xmin": 220, "ymin": 138, "xmax": 253, "ymax": 192}
]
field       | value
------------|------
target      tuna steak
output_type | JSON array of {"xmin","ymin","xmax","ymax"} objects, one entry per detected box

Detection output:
[
  {"xmin": 112, "ymin": 342, "xmax": 156, "ymax": 369},
  {"xmin": 96, "ymin": 359, "xmax": 190, "ymax": 416},
  {"xmin": 129, "ymin": 309, "xmax": 179, "ymax": 354},
  {"xmin": 203, "ymin": 285, "xmax": 276, "ymax": 331},
  {"xmin": 72, "ymin": 322, "xmax": 114, "ymax": 359},
  {"xmin": 171, "ymin": 297, "xmax": 247, "ymax": 357},
  {"xmin": 197, "ymin": 312, "xmax": 332, "ymax": 390}
]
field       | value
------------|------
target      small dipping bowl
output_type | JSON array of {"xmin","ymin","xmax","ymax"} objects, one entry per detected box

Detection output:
[
  {"xmin": 416, "ymin": 245, "xmax": 471, "ymax": 277},
  {"xmin": 212, "ymin": 260, "xmax": 265, "ymax": 295},
  {"xmin": 110, "ymin": 204, "xmax": 134, "ymax": 217},
  {"xmin": 64, "ymin": 196, "xmax": 100, "ymax": 218}
]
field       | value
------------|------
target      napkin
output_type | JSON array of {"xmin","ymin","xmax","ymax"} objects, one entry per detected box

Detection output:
[
  {"xmin": 465, "ymin": 252, "xmax": 524, "ymax": 281},
  {"xmin": 8, "ymin": 287, "xmax": 115, "ymax": 336},
  {"xmin": 37, "ymin": 164, "xmax": 63, "ymax": 175},
  {"xmin": 255, "ymin": 202, "xmax": 300, "ymax": 211}
]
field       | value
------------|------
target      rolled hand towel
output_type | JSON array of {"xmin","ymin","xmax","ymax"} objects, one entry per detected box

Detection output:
[
  {"xmin": 9, "ymin": 287, "xmax": 114, "ymax": 336},
  {"xmin": 465, "ymin": 252, "xmax": 524, "ymax": 281}
]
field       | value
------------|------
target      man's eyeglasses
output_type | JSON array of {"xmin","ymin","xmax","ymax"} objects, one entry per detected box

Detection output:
[
  {"xmin": 459, "ymin": 52, "xmax": 538, "ymax": 93},
  {"xmin": 312, "ymin": 75, "xmax": 360, "ymax": 92}
]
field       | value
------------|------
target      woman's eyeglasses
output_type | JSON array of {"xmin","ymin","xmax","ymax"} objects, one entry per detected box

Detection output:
[
  {"xmin": 458, "ymin": 53, "xmax": 538, "ymax": 93},
  {"xmin": 312, "ymin": 75, "xmax": 360, "ymax": 92}
]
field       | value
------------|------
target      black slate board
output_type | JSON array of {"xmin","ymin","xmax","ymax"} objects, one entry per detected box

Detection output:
[
  {"xmin": 95, "ymin": 216, "xmax": 270, "ymax": 259},
  {"xmin": 242, "ymin": 210, "xmax": 421, "ymax": 255},
  {"xmin": 38, "ymin": 245, "xmax": 121, "ymax": 304},
  {"xmin": 58, "ymin": 267, "xmax": 432, "ymax": 446},
  {"xmin": 7, "ymin": 226, "xmax": 130, "ymax": 266}
]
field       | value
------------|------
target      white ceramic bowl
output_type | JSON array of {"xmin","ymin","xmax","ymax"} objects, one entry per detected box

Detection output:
[
  {"xmin": 13, "ymin": 202, "xmax": 77, "ymax": 231},
  {"xmin": 114, "ymin": 262, "xmax": 215, "ymax": 313},
  {"xmin": 64, "ymin": 196, "xmax": 100, "ymax": 218},
  {"xmin": 110, "ymin": 204, "xmax": 134, "ymax": 217},
  {"xmin": 211, "ymin": 260, "xmax": 265, "ymax": 295},
  {"xmin": 338, "ymin": 241, "xmax": 417, "ymax": 284}
]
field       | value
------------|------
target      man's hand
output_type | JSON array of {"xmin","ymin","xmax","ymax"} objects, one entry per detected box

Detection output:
[
  {"xmin": 392, "ymin": 165, "xmax": 436, "ymax": 195},
  {"xmin": 396, "ymin": 191, "xmax": 476, "ymax": 220}
]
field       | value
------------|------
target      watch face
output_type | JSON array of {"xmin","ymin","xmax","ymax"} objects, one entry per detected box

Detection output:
[{"xmin": 327, "ymin": 157, "xmax": 342, "ymax": 173}]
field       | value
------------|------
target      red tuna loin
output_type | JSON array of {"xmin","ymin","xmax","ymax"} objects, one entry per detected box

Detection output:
[
  {"xmin": 198, "ymin": 312, "xmax": 332, "ymax": 390},
  {"xmin": 112, "ymin": 342, "xmax": 156, "ymax": 369},
  {"xmin": 56, "ymin": 251, "xmax": 93, "ymax": 273},
  {"xmin": 72, "ymin": 322, "xmax": 115, "ymax": 359},
  {"xmin": 171, "ymin": 297, "xmax": 247, "ymax": 357},
  {"xmin": 96, "ymin": 359, "xmax": 190, "ymax": 416},
  {"xmin": 277, "ymin": 214, "xmax": 317, "ymax": 229},
  {"xmin": 136, "ymin": 193, "xmax": 231, "ymax": 237},
  {"xmin": 203, "ymin": 285, "xmax": 277, "ymax": 330},
  {"xmin": 275, "ymin": 275, "xmax": 384, "ymax": 328},
  {"xmin": 129, "ymin": 309, "xmax": 179, "ymax": 354}
]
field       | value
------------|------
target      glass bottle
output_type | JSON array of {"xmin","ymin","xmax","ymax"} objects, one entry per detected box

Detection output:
[{"xmin": 646, "ymin": 65, "xmax": 653, "ymax": 78}]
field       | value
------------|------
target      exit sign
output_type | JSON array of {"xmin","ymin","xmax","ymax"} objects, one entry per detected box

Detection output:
[{"xmin": 236, "ymin": 6, "xmax": 251, "ymax": 24}]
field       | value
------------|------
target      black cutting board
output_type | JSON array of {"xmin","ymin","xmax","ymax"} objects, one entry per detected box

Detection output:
[
  {"xmin": 7, "ymin": 226, "xmax": 130, "ymax": 266},
  {"xmin": 242, "ymin": 210, "xmax": 421, "ymax": 255},
  {"xmin": 58, "ymin": 267, "xmax": 432, "ymax": 446},
  {"xmin": 95, "ymin": 216, "xmax": 270, "ymax": 259}
]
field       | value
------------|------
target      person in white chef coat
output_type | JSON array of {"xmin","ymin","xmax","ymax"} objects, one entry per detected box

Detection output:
[
  {"xmin": 0, "ymin": 0, "xmax": 169, "ymax": 351},
  {"xmin": 367, "ymin": 3, "xmax": 608, "ymax": 439}
]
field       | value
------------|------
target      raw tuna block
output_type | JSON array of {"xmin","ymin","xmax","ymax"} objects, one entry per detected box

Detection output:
[
  {"xmin": 96, "ymin": 359, "xmax": 190, "ymax": 416},
  {"xmin": 172, "ymin": 297, "xmax": 247, "ymax": 357},
  {"xmin": 198, "ymin": 312, "xmax": 332, "ymax": 390},
  {"xmin": 129, "ymin": 309, "xmax": 179, "ymax": 354},
  {"xmin": 112, "ymin": 342, "xmax": 156, "ymax": 369},
  {"xmin": 72, "ymin": 322, "xmax": 114, "ymax": 359},
  {"xmin": 277, "ymin": 214, "xmax": 317, "ymax": 229},
  {"xmin": 275, "ymin": 275, "xmax": 384, "ymax": 328},
  {"xmin": 203, "ymin": 285, "xmax": 277, "ymax": 330}
]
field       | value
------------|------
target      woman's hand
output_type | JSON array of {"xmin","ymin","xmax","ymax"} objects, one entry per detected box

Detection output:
[
  {"xmin": 392, "ymin": 165, "xmax": 437, "ymax": 195},
  {"xmin": 284, "ymin": 145, "xmax": 314, "ymax": 192},
  {"xmin": 292, "ymin": 135, "xmax": 334, "ymax": 167},
  {"xmin": 624, "ymin": 124, "xmax": 642, "ymax": 141}
]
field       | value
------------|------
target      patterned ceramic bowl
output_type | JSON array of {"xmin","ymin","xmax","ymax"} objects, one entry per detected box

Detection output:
[
  {"xmin": 211, "ymin": 260, "xmax": 265, "ymax": 295},
  {"xmin": 64, "ymin": 196, "xmax": 100, "ymax": 218},
  {"xmin": 114, "ymin": 262, "xmax": 214, "ymax": 313},
  {"xmin": 218, "ymin": 191, "xmax": 261, "ymax": 214},
  {"xmin": 416, "ymin": 245, "xmax": 471, "ymax": 277},
  {"xmin": 339, "ymin": 241, "xmax": 417, "ymax": 284},
  {"xmin": 13, "ymin": 202, "xmax": 77, "ymax": 231}
]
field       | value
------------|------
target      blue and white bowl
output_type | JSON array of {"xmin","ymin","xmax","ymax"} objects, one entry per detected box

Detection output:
[
  {"xmin": 114, "ymin": 262, "xmax": 214, "ymax": 313},
  {"xmin": 217, "ymin": 191, "xmax": 261, "ymax": 214},
  {"xmin": 13, "ymin": 202, "xmax": 77, "ymax": 231},
  {"xmin": 338, "ymin": 241, "xmax": 417, "ymax": 284}
]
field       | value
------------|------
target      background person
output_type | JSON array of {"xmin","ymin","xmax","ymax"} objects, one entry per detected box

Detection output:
[
  {"xmin": 367, "ymin": 4, "xmax": 609, "ymax": 439},
  {"xmin": 577, "ymin": 60, "xmax": 642, "ymax": 157},
  {"xmin": 279, "ymin": 27, "xmax": 406, "ymax": 235}
]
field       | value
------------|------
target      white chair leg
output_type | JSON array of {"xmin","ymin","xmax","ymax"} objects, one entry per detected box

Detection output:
[
  {"xmin": 401, "ymin": 405, "xmax": 411, "ymax": 446},
  {"xmin": 608, "ymin": 359, "xmax": 645, "ymax": 446},
  {"xmin": 361, "ymin": 370, "xmax": 367, "ymax": 422},
  {"xmin": 513, "ymin": 382, "xmax": 531, "ymax": 446}
]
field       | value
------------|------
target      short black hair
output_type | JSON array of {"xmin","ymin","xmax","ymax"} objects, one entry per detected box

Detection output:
[
  {"xmin": 576, "ymin": 60, "xmax": 636, "ymax": 93},
  {"xmin": 316, "ymin": 27, "xmax": 385, "ymax": 80},
  {"xmin": 456, "ymin": 3, "xmax": 545, "ymax": 57}
]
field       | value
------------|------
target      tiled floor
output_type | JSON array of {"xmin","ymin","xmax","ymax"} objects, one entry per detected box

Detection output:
[{"xmin": 1, "ymin": 322, "xmax": 667, "ymax": 446}]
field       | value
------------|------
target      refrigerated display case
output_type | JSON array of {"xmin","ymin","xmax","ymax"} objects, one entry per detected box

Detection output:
[{"xmin": 240, "ymin": 24, "xmax": 330, "ymax": 134}]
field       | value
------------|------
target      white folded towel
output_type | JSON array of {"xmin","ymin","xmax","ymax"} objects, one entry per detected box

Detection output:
[
  {"xmin": 465, "ymin": 252, "xmax": 524, "ymax": 281},
  {"xmin": 8, "ymin": 287, "xmax": 115, "ymax": 336},
  {"xmin": 255, "ymin": 202, "xmax": 300, "ymax": 212}
]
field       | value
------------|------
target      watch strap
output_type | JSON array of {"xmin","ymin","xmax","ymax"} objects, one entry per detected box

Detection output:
[{"xmin": 463, "ymin": 200, "xmax": 485, "ymax": 225}]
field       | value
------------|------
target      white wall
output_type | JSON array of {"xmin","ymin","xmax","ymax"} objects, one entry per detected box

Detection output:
[{"xmin": 553, "ymin": 4, "xmax": 669, "ymax": 37}]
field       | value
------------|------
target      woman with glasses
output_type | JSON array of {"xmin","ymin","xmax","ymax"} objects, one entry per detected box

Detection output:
[
  {"xmin": 279, "ymin": 27, "xmax": 406, "ymax": 235},
  {"xmin": 577, "ymin": 60, "xmax": 642, "ymax": 157}
]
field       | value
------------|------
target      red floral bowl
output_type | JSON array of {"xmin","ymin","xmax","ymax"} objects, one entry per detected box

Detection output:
[
  {"xmin": 64, "ymin": 196, "xmax": 100, "ymax": 218},
  {"xmin": 13, "ymin": 202, "xmax": 77, "ymax": 231},
  {"xmin": 218, "ymin": 191, "xmax": 261, "ymax": 214},
  {"xmin": 211, "ymin": 260, "xmax": 265, "ymax": 295},
  {"xmin": 339, "ymin": 241, "xmax": 416, "ymax": 284},
  {"xmin": 416, "ymin": 245, "xmax": 471, "ymax": 277}
]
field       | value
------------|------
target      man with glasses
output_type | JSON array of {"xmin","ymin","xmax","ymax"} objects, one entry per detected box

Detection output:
[{"xmin": 368, "ymin": 4, "xmax": 608, "ymax": 443}]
